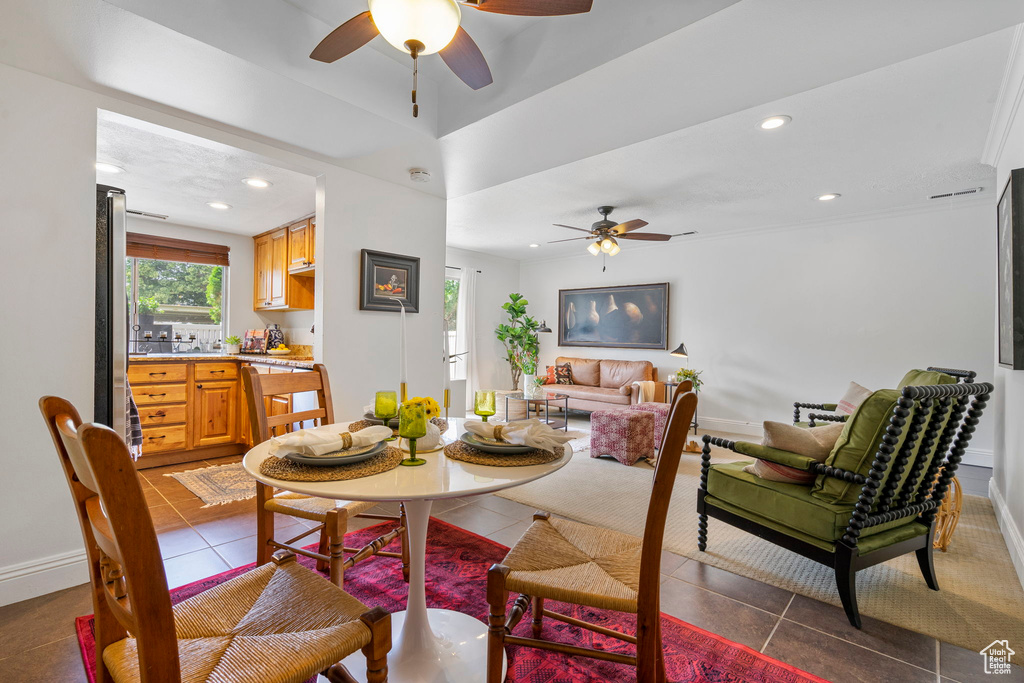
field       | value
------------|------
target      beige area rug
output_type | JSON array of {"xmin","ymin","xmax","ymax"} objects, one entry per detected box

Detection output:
[
  {"xmin": 496, "ymin": 446, "xmax": 1024, "ymax": 652},
  {"xmin": 168, "ymin": 463, "xmax": 255, "ymax": 506}
]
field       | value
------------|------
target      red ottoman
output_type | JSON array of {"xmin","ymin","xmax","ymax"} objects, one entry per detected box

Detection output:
[
  {"xmin": 590, "ymin": 409, "xmax": 655, "ymax": 466},
  {"xmin": 628, "ymin": 402, "xmax": 671, "ymax": 449}
]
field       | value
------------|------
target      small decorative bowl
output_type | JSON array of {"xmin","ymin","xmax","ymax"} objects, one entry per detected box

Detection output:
[{"xmin": 267, "ymin": 349, "xmax": 291, "ymax": 356}]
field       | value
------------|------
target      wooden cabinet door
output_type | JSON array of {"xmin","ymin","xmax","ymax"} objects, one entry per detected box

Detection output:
[
  {"xmin": 268, "ymin": 228, "xmax": 288, "ymax": 307},
  {"xmin": 307, "ymin": 217, "xmax": 315, "ymax": 267},
  {"xmin": 254, "ymin": 234, "xmax": 271, "ymax": 309},
  {"xmin": 192, "ymin": 380, "xmax": 239, "ymax": 448},
  {"xmin": 287, "ymin": 220, "xmax": 310, "ymax": 271}
]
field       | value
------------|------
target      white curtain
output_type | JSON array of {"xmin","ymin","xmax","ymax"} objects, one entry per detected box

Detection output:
[{"xmin": 456, "ymin": 268, "xmax": 479, "ymax": 411}]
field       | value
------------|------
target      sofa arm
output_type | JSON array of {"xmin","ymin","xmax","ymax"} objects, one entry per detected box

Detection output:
[
  {"xmin": 619, "ymin": 385, "xmax": 631, "ymax": 396},
  {"xmin": 732, "ymin": 441, "xmax": 817, "ymax": 471},
  {"xmin": 624, "ymin": 381, "xmax": 666, "ymax": 404}
]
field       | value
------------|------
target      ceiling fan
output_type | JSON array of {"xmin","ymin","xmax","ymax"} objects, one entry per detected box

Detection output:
[
  {"xmin": 549, "ymin": 206, "xmax": 675, "ymax": 257},
  {"xmin": 310, "ymin": 0, "xmax": 594, "ymax": 117}
]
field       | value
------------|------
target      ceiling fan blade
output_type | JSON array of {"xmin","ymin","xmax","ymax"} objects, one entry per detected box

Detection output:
[
  {"xmin": 619, "ymin": 233, "xmax": 672, "ymax": 241},
  {"xmin": 548, "ymin": 236, "xmax": 592, "ymax": 243},
  {"xmin": 310, "ymin": 11, "xmax": 378, "ymax": 63},
  {"xmin": 463, "ymin": 0, "xmax": 593, "ymax": 16},
  {"xmin": 439, "ymin": 26, "xmax": 493, "ymax": 90},
  {"xmin": 553, "ymin": 223, "xmax": 592, "ymax": 233},
  {"xmin": 612, "ymin": 219, "xmax": 649, "ymax": 234}
]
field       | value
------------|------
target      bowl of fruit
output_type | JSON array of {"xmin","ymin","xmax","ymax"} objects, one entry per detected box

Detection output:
[{"xmin": 267, "ymin": 345, "xmax": 291, "ymax": 356}]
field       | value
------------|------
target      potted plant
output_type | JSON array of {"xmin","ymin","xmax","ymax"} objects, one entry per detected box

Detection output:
[
  {"xmin": 495, "ymin": 293, "xmax": 540, "ymax": 391},
  {"xmin": 224, "ymin": 335, "xmax": 242, "ymax": 355},
  {"xmin": 676, "ymin": 367, "xmax": 703, "ymax": 392}
]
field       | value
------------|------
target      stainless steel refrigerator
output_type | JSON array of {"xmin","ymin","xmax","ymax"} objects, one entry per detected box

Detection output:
[{"xmin": 95, "ymin": 183, "xmax": 127, "ymax": 438}]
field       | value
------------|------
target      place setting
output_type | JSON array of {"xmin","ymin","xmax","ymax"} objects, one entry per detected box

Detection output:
[{"xmin": 258, "ymin": 422, "xmax": 405, "ymax": 482}]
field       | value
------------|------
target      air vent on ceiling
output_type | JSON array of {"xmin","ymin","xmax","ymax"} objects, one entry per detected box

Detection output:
[
  {"xmin": 928, "ymin": 187, "xmax": 983, "ymax": 200},
  {"xmin": 127, "ymin": 209, "xmax": 169, "ymax": 220}
]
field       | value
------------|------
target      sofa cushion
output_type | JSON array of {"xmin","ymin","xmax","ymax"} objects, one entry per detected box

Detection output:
[
  {"xmin": 555, "ymin": 357, "xmax": 600, "ymax": 386},
  {"xmin": 551, "ymin": 384, "xmax": 630, "ymax": 405},
  {"xmin": 708, "ymin": 461, "xmax": 916, "ymax": 545},
  {"xmin": 897, "ymin": 369, "xmax": 958, "ymax": 389},
  {"xmin": 555, "ymin": 363, "xmax": 573, "ymax": 385},
  {"xmin": 599, "ymin": 359, "xmax": 653, "ymax": 389},
  {"xmin": 744, "ymin": 422, "xmax": 844, "ymax": 484}
]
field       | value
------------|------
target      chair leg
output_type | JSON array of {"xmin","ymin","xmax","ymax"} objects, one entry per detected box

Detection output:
[
  {"xmin": 531, "ymin": 596, "xmax": 543, "ymax": 637},
  {"xmin": 487, "ymin": 565, "xmax": 510, "ymax": 683},
  {"xmin": 399, "ymin": 502, "xmax": 411, "ymax": 583},
  {"xmin": 697, "ymin": 512, "xmax": 708, "ymax": 552},
  {"xmin": 326, "ymin": 508, "xmax": 348, "ymax": 588},
  {"xmin": 835, "ymin": 547, "xmax": 861, "ymax": 629},
  {"xmin": 916, "ymin": 536, "xmax": 940, "ymax": 591},
  {"xmin": 255, "ymin": 483, "xmax": 275, "ymax": 566},
  {"xmin": 361, "ymin": 607, "xmax": 391, "ymax": 683},
  {"xmin": 315, "ymin": 525, "xmax": 330, "ymax": 574}
]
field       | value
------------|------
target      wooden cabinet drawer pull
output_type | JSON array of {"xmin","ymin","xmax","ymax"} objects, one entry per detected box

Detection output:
[
  {"xmin": 196, "ymin": 384, "xmax": 203, "ymax": 389},
  {"xmin": 211, "ymin": 370, "xmax": 225, "ymax": 374},
  {"xmin": 149, "ymin": 411, "xmax": 165, "ymax": 418},
  {"xmin": 148, "ymin": 393, "xmax": 166, "ymax": 397},
  {"xmin": 148, "ymin": 372, "xmax": 166, "ymax": 376},
  {"xmin": 147, "ymin": 435, "xmax": 165, "ymax": 441}
]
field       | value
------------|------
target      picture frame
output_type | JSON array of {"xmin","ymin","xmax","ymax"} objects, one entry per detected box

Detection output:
[
  {"xmin": 998, "ymin": 168, "xmax": 1024, "ymax": 369},
  {"xmin": 360, "ymin": 249, "xmax": 421, "ymax": 313},
  {"xmin": 558, "ymin": 283, "xmax": 669, "ymax": 349}
]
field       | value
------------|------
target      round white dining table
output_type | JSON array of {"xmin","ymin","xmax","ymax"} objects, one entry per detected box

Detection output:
[{"xmin": 242, "ymin": 417, "xmax": 573, "ymax": 683}]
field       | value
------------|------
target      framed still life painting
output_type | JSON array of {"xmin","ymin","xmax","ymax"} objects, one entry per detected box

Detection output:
[
  {"xmin": 558, "ymin": 283, "xmax": 669, "ymax": 349},
  {"xmin": 360, "ymin": 249, "xmax": 421, "ymax": 313},
  {"xmin": 999, "ymin": 169, "xmax": 1024, "ymax": 369}
]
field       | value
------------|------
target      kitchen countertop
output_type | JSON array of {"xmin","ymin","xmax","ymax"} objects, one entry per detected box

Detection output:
[{"xmin": 129, "ymin": 353, "xmax": 315, "ymax": 369}]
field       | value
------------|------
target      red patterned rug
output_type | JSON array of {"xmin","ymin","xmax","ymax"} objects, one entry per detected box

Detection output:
[{"xmin": 76, "ymin": 519, "xmax": 826, "ymax": 682}]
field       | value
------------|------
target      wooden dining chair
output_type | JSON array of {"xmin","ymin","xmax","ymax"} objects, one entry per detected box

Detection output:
[
  {"xmin": 242, "ymin": 364, "xmax": 409, "ymax": 588},
  {"xmin": 39, "ymin": 395, "xmax": 391, "ymax": 683},
  {"xmin": 486, "ymin": 389, "xmax": 699, "ymax": 683}
]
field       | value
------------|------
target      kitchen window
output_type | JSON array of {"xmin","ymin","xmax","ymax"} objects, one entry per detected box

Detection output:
[{"xmin": 126, "ymin": 233, "xmax": 230, "ymax": 352}]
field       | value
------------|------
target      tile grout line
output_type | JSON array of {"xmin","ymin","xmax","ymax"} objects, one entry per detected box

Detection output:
[
  {"xmin": 777, "ymin": 617, "xmax": 940, "ymax": 676},
  {"xmin": 0, "ymin": 634, "xmax": 78, "ymax": 663},
  {"xmin": 661, "ymin": 575, "xmax": 783, "ymax": 618},
  {"xmin": 760, "ymin": 593, "xmax": 795, "ymax": 653}
]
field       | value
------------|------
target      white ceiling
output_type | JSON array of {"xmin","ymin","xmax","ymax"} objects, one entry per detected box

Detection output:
[
  {"xmin": 2, "ymin": 0, "xmax": 1023, "ymax": 257},
  {"xmin": 97, "ymin": 112, "xmax": 316, "ymax": 235}
]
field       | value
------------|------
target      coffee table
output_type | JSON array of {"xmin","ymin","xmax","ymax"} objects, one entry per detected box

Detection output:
[
  {"xmin": 242, "ymin": 417, "xmax": 572, "ymax": 683},
  {"xmin": 503, "ymin": 391, "xmax": 569, "ymax": 430}
]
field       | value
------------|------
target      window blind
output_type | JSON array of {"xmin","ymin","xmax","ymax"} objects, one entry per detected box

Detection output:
[{"xmin": 126, "ymin": 233, "xmax": 230, "ymax": 266}]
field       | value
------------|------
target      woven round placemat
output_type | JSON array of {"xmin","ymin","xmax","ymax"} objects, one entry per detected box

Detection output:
[
  {"xmin": 444, "ymin": 441, "xmax": 563, "ymax": 467},
  {"xmin": 259, "ymin": 446, "xmax": 403, "ymax": 482},
  {"xmin": 348, "ymin": 417, "xmax": 449, "ymax": 434}
]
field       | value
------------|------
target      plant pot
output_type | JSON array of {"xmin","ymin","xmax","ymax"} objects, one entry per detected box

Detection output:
[
  {"xmin": 224, "ymin": 343, "xmax": 241, "ymax": 354},
  {"xmin": 522, "ymin": 374, "xmax": 537, "ymax": 396}
]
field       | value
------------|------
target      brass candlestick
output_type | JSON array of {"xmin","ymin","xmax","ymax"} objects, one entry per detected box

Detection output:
[
  {"xmin": 443, "ymin": 388, "xmax": 450, "ymax": 421},
  {"xmin": 400, "ymin": 382, "xmax": 408, "ymax": 403}
]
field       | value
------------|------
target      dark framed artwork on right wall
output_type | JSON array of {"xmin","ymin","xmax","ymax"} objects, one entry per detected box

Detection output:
[{"xmin": 998, "ymin": 168, "xmax": 1024, "ymax": 369}]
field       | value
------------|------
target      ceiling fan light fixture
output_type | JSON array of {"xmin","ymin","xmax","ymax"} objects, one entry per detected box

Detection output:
[
  {"xmin": 600, "ymin": 237, "xmax": 617, "ymax": 253},
  {"xmin": 587, "ymin": 241, "xmax": 601, "ymax": 256},
  {"xmin": 368, "ymin": 0, "xmax": 461, "ymax": 55},
  {"xmin": 608, "ymin": 241, "xmax": 621, "ymax": 256}
]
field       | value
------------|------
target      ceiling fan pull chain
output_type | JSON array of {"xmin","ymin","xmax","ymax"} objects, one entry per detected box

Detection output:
[{"xmin": 405, "ymin": 39, "xmax": 424, "ymax": 119}]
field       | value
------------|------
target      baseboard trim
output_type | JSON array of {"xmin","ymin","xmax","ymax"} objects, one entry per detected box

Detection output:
[
  {"xmin": 963, "ymin": 447, "xmax": 993, "ymax": 468},
  {"xmin": 989, "ymin": 479, "xmax": 1024, "ymax": 592},
  {"xmin": 0, "ymin": 549, "xmax": 89, "ymax": 607}
]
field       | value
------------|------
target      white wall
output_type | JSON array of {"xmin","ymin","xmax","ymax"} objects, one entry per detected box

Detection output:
[
  {"xmin": 987, "ymin": 25, "xmax": 1024, "ymax": 588},
  {"xmin": 0, "ymin": 61, "xmax": 445, "ymax": 605},
  {"xmin": 520, "ymin": 202, "xmax": 995, "ymax": 460},
  {"xmin": 445, "ymin": 247, "xmax": 523, "ymax": 397}
]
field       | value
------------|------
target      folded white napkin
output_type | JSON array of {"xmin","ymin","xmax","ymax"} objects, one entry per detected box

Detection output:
[
  {"xmin": 269, "ymin": 425, "xmax": 393, "ymax": 458},
  {"xmin": 465, "ymin": 419, "xmax": 584, "ymax": 453}
]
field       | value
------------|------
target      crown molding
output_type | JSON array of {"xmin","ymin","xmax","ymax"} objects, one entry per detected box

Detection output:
[{"xmin": 982, "ymin": 24, "xmax": 1024, "ymax": 168}]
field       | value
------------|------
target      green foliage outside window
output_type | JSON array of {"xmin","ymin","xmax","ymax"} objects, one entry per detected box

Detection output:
[{"xmin": 206, "ymin": 266, "xmax": 223, "ymax": 324}]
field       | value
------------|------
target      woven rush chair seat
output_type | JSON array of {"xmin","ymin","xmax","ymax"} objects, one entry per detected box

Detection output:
[
  {"xmin": 503, "ymin": 516, "xmax": 642, "ymax": 614},
  {"xmin": 103, "ymin": 561, "xmax": 372, "ymax": 683},
  {"xmin": 266, "ymin": 493, "xmax": 376, "ymax": 523}
]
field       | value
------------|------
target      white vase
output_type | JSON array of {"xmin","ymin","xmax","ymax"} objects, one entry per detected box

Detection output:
[{"xmin": 522, "ymin": 374, "xmax": 537, "ymax": 397}]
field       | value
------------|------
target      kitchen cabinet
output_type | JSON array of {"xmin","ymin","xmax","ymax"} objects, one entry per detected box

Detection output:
[
  {"xmin": 287, "ymin": 218, "xmax": 314, "ymax": 272},
  {"xmin": 192, "ymin": 380, "xmax": 239, "ymax": 448},
  {"xmin": 253, "ymin": 221, "xmax": 314, "ymax": 311}
]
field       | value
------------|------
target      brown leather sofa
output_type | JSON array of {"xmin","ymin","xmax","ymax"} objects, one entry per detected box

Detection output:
[{"xmin": 547, "ymin": 356, "xmax": 665, "ymax": 412}]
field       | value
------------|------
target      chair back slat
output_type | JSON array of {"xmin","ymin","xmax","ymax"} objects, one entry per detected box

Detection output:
[
  {"xmin": 636, "ymin": 390, "xmax": 697, "ymax": 643},
  {"xmin": 242, "ymin": 363, "xmax": 335, "ymax": 443}
]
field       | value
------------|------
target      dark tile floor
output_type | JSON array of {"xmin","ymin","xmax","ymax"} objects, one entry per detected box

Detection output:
[{"xmin": 0, "ymin": 457, "xmax": 1017, "ymax": 683}]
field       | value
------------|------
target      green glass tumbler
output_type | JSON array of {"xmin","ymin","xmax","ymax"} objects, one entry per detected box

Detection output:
[
  {"xmin": 374, "ymin": 390, "xmax": 398, "ymax": 441},
  {"xmin": 474, "ymin": 390, "xmax": 496, "ymax": 422},
  {"xmin": 398, "ymin": 401, "xmax": 428, "ymax": 467}
]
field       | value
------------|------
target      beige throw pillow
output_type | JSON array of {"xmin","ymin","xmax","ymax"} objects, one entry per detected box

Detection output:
[
  {"xmin": 836, "ymin": 381, "xmax": 872, "ymax": 415},
  {"xmin": 743, "ymin": 421, "xmax": 845, "ymax": 484}
]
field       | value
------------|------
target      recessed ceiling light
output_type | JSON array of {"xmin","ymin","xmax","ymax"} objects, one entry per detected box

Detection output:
[
  {"xmin": 529, "ymin": 243, "xmax": 540, "ymax": 248},
  {"xmin": 207, "ymin": 202, "xmax": 232, "ymax": 210},
  {"xmin": 759, "ymin": 115, "xmax": 791, "ymax": 130},
  {"xmin": 242, "ymin": 178, "xmax": 272, "ymax": 188},
  {"xmin": 816, "ymin": 193, "xmax": 841, "ymax": 201},
  {"xmin": 95, "ymin": 162, "xmax": 125, "ymax": 174}
]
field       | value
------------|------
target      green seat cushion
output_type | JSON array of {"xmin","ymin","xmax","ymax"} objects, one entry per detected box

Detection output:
[
  {"xmin": 706, "ymin": 461, "xmax": 915, "ymax": 544},
  {"xmin": 897, "ymin": 369, "xmax": 958, "ymax": 390}
]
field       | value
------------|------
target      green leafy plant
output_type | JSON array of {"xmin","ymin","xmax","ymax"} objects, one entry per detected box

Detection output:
[
  {"xmin": 206, "ymin": 266, "xmax": 223, "ymax": 324},
  {"xmin": 676, "ymin": 367, "xmax": 704, "ymax": 393},
  {"xmin": 225, "ymin": 335, "xmax": 242, "ymax": 345},
  {"xmin": 137, "ymin": 296, "xmax": 162, "ymax": 315},
  {"xmin": 495, "ymin": 293, "xmax": 540, "ymax": 390}
]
